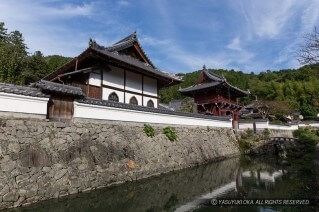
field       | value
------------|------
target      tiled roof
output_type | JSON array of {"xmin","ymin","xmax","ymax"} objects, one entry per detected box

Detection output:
[
  {"xmin": 90, "ymin": 42, "xmax": 182, "ymax": 82},
  {"xmin": 36, "ymin": 80, "xmax": 84, "ymax": 96},
  {"xmin": 179, "ymin": 81, "xmax": 221, "ymax": 93},
  {"xmin": 179, "ymin": 66, "xmax": 250, "ymax": 96},
  {"xmin": 203, "ymin": 68, "xmax": 225, "ymax": 82},
  {"xmin": 105, "ymin": 32, "xmax": 156, "ymax": 68},
  {"xmin": 76, "ymin": 98, "xmax": 231, "ymax": 121},
  {"xmin": 0, "ymin": 82, "xmax": 49, "ymax": 98}
]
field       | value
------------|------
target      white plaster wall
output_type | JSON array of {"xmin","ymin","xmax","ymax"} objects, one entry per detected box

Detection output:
[
  {"xmin": 143, "ymin": 76, "xmax": 157, "ymax": 96},
  {"xmin": 102, "ymin": 88, "xmax": 124, "ymax": 103},
  {"xmin": 256, "ymin": 122, "xmax": 269, "ymax": 129},
  {"xmin": 125, "ymin": 93, "xmax": 142, "ymax": 106},
  {"xmin": 239, "ymin": 121, "xmax": 268, "ymax": 129},
  {"xmin": 268, "ymin": 124, "xmax": 298, "ymax": 130},
  {"xmin": 126, "ymin": 71, "xmax": 142, "ymax": 93},
  {"xmin": 73, "ymin": 102, "xmax": 232, "ymax": 128},
  {"xmin": 0, "ymin": 92, "xmax": 49, "ymax": 115},
  {"xmin": 103, "ymin": 66, "xmax": 124, "ymax": 89},
  {"xmin": 299, "ymin": 123, "xmax": 319, "ymax": 128},
  {"xmin": 239, "ymin": 122, "xmax": 253, "ymax": 129},
  {"xmin": 88, "ymin": 72, "xmax": 101, "ymax": 87},
  {"xmin": 143, "ymin": 96, "xmax": 158, "ymax": 108}
]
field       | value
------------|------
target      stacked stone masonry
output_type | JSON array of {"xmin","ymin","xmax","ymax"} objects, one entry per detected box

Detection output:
[{"xmin": 0, "ymin": 118, "xmax": 239, "ymax": 210}]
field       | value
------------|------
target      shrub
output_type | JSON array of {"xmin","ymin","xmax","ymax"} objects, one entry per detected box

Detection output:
[
  {"xmin": 263, "ymin": 128, "xmax": 271, "ymax": 139},
  {"xmin": 163, "ymin": 127, "xmax": 177, "ymax": 142},
  {"xmin": 238, "ymin": 138, "xmax": 253, "ymax": 153},
  {"xmin": 271, "ymin": 119, "xmax": 283, "ymax": 125},
  {"xmin": 246, "ymin": 128, "xmax": 254, "ymax": 137},
  {"xmin": 144, "ymin": 124, "xmax": 155, "ymax": 137}
]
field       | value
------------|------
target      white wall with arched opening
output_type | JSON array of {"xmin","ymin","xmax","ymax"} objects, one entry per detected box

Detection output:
[
  {"xmin": 143, "ymin": 96, "xmax": 158, "ymax": 108},
  {"xmin": 125, "ymin": 93, "xmax": 142, "ymax": 106},
  {"xmin": 102, "ymin": 88, "xmax": 124, "ymax": 103}
]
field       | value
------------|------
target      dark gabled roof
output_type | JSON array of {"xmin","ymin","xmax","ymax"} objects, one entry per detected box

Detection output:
[
  {"xmin": 202, "ymin": 66, "xmax": 225, "ymax": 82},
  {"xmin": 0, "ymin": 82, "xmax": 49, "ymax": 98},
  {"xmin": 105, "ymin": 32, "xmax": 156, "ymax": 68},
  {"xmin": 36, "ymin": 80, "xmax": 84, "ymax": 96},
  {"xmin": 89, "ymin": 41, "xmax": 182, "ymax": 82},
  {"xmin": 179, "ymin": 81, "xmax": 220, "ymax": 93},
  {"xmin": 179, "ymin": 66, "xmax": 250, "ymax": 96},
  {"xmin": 76, "ymin": 98, "xmax": 230, "ymax": 121},
  {"xmin": 44, "ymin": 34, "xmax": 182, "ymax": 84}
]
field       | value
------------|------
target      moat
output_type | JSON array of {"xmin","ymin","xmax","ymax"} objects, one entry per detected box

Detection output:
[{"xmin": 4, "ymin": 156, "xmax": 318, "ymax": 212}]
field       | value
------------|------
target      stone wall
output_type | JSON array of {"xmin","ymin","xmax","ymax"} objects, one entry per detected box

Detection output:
[{"xmin": 0, "ymin": 118, "xmax": 239, "ymax": 210}]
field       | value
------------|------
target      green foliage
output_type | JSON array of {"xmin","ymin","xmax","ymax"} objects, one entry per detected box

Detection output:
[
  {"xmin": 270, "ymin": 120, "xmax": 283, "ymax": 125},
  {"xmin": 300, "ymin": 104, "xmax": 317, "ymax": 120},
  {"xmin": 286, "ymin": 128, "xmax": 319, "ymax": 170},
  {"xmin": 143, "ymin": 124, "xmax": 155, "ymax": 137},
  {"xmin": 263, "ymin": 128, "xmax": 271, "ymax": 139},
  {"xmin": 293, "ymin": 128, "xmax": 319, "ymax": 149},
  {"xmin": 238, "ymin": 128, "xmax": 260, "ymax": 153},
  {"xmin": 238, "ymin": 138, "xmax": 253, "ymax": 153},
  {"xmin": 45, "ymin": 55, "xmax": 72, "ymax": 74},
  {"xmin": 0, "ymin": 22, "xmax": 71, "ymax": 85},
  {"xmin": 245, "ymin": 128, "xmax": 254, "ymax": 138},
  {"xmin": 163, "ymin": 127, "xmax": 177, "ymax": 142}
]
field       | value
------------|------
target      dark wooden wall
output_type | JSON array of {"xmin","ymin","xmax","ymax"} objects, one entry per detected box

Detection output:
[
  {"xmin": 84, "ymin": 85, "xmax": 102, "ymax": 99},
  {"xmin": 48, "ymin": 95, "xmax": 74, "ymax": 120}
]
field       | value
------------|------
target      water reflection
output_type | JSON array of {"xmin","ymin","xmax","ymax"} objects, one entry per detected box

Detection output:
[{"xmin": 6, "ymin": 156, "xmax": 318, "ymax": 212}]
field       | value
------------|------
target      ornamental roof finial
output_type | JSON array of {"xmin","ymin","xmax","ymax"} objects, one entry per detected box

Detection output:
[
  {"xmin": 203, "ymin": 64, "xmax": 206, "ymax": 70},
  {"xmin": 89, "ymin": 38, "xmax": 93, "ymax": 47}
]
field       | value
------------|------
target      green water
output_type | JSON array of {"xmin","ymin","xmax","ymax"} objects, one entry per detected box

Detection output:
[{"xmin": 6, "ymin": 156, "xmax": 319, "ymax": 212}]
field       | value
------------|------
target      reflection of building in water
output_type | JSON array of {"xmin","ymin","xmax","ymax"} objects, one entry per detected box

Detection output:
[
  {"xmin": 236, "ymin": 169, "xmax": 286, "ymax": 191},
  {"xmin": 175, "ymin": 168, "xmax": 287, "ymax": 211},
  {"xmin": 242, "ymin": 170, "xmax": 283, "ymax": 182},
  {"xmin": 175, "ymin": 182, "xmax": 236, "ymax": 212}
]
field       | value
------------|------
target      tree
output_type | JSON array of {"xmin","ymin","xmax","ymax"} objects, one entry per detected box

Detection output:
[
  {"xmin": 22, "ymin": 51, "xmax": 48, "ymax": 85},
  {"xmin": 45, "ymin": 55, "xmax": 72, "ymax": 74},
  {"xmin": 265, "ymin": 100, "xmax": 294, "ymax": 118},
  {"xmin": 0, "ymin": 23, "xmax": 28, "ymax": 84},
  {"xmin": 298, "ymin": 27, "xmax": 319, "ymax": 65},
  {"xmin": 300, "ymin": 104, "xmax": 317, "ymax": 120}
]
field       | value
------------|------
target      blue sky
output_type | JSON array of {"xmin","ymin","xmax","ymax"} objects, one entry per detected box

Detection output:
[{"xmin": 0, "ymin": 0, "xmax": 319, "ymax": 74}]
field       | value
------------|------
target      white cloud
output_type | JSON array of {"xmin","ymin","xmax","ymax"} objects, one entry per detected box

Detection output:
[
  {"xmin": 0, "ymin": 0, "xmax": 112, "ymax": 56},
  {"xmin": 234, "ymin": 0, "xmax": 299, "ymax": 39},
  {"xmin": 140, "ymin": 35, "xmax": 255, "ymax": 72},
  {"xmin": 117, "ymin": 0, "xmax": 130, "ymax": 7},
  {"xmin": 300, "ymin": 0, "xmax": 319, "ymax": 32},
  {"xmin": 226, "ymin": 36, "xmax": 242, "ymax": 51}
]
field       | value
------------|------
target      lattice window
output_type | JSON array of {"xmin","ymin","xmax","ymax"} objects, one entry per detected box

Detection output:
[
  {"xmin": 108, "ymin": 92, "xmax": 119, "ymax": 102},
  {"xmin": 147, "ymin": 100, "xmax": 154, "ymax": 108},
  {"xmin": 129, "ymin": 96, "xmax": 138, "ymax": 105}
]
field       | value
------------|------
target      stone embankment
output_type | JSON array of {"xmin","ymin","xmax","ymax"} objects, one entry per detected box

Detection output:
[{"xmin": 0, "ymin": 118, "xmax": 239, "ymax": 210}]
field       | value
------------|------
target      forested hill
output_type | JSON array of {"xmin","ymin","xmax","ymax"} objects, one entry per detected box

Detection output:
[{"xmin": 160, "ymin": 64, "xmax": 319, "ymax": 118}]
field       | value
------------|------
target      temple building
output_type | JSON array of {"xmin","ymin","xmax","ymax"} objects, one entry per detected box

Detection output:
[
  {"xmin": 43, "ymin": 32, "xmax": 182, "ymax": 119},
  {"xmin": 179, "ymin": 66, "xmax": 250, "ymax": 127}
]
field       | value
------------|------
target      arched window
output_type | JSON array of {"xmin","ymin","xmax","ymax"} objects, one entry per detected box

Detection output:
[
  {"xmin": 147, "ymin": 100, "xmax": 154, "ymax": 108},
  {"xmin": 129, "ymin": 96, "xmax": 138, "ymax": 105},
  {"xmin": 108, "ymin": 92, "xmax": 119, "ymax": 102}
]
